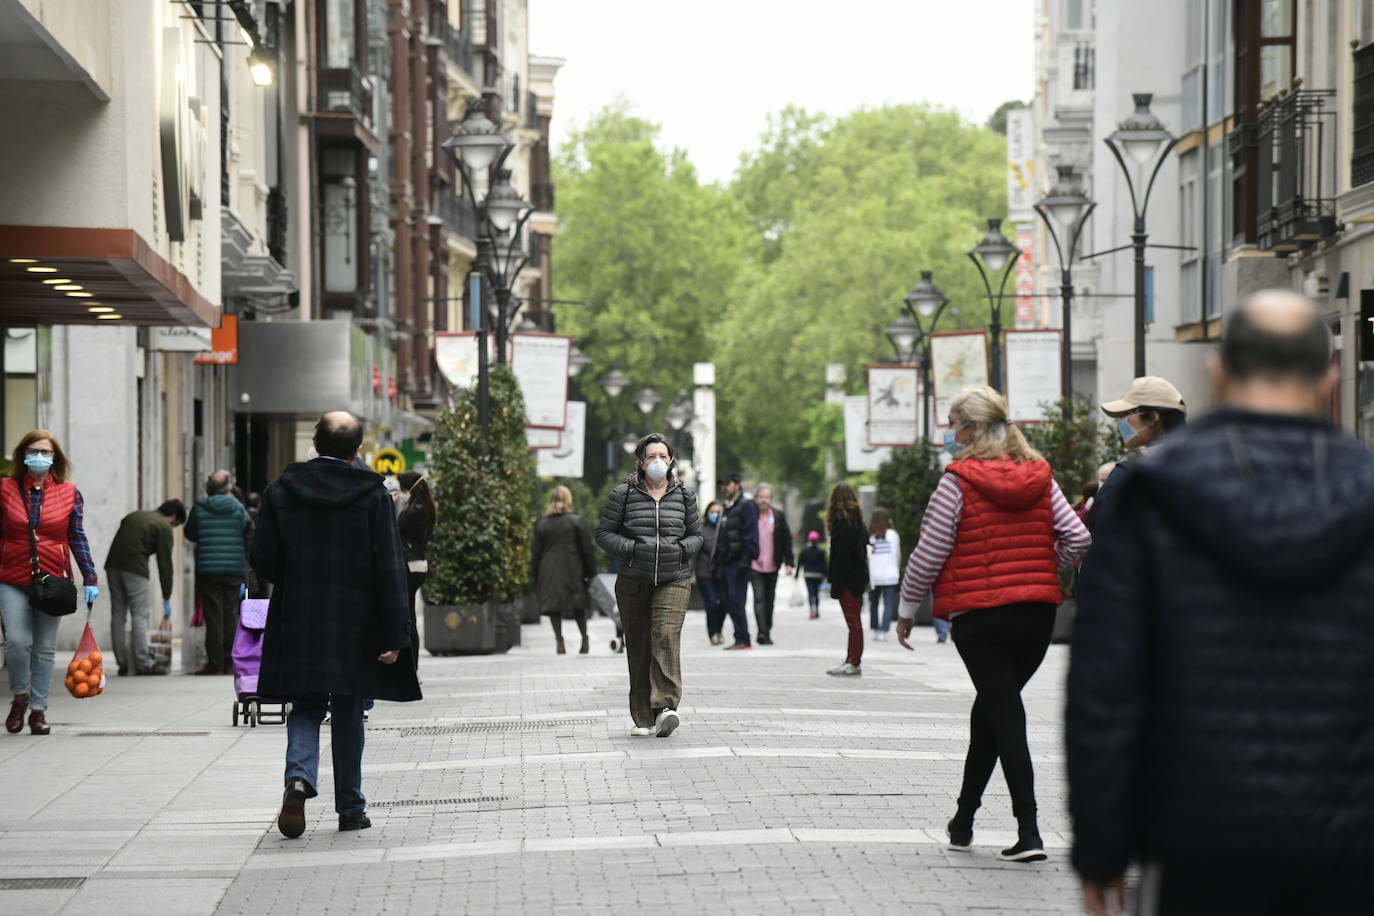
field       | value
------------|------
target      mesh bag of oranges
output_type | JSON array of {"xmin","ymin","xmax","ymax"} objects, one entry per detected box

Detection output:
[{"xmin": 64, "ymin": 622, "xmax": 105, "ymax": 699}]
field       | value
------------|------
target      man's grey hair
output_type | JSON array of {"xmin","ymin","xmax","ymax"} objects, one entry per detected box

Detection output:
[
  {"xmin": 206, "ymin": 470, "xmax": 233, "ymax": 495},
  {"xmin": 755, "ymin": 483, "xmax": 774, "ymax": 498}
]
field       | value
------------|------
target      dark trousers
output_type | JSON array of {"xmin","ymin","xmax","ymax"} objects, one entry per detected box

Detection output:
[
  {"xmin": 749, "ymin": 569, "xmax": 779, "ymax": 637},
  {"xmin": 284, "ymin": 693, "xmax": 365, "ymax": 815},
  {"xmin": 720, "ymin": 562, "xmax": 751, "ymax": 645},
  {"xmin": 548, "ymin": 608, "xmax": 588, "ymax": 639},
  {"xmin": 197, "ymin": 574, "xmax": 243, "ymax": 671},
  {"xmin": 804, "ymin": 576, "xmax": 822, "ymax": 614},
  {"xmin": 1137, "ymin": 858, "xmax": 1368, "ymax": 915},
  {"xmin": 950, "ymin": 603, "xmax": 1055, "ymax": 816},
  {"xmin": 698, "ymin": 575, "xmax": 724, "ymax": 637},
  {"xmin": 838, "ymin": 588, "xmax": 864, "ymax": 666},
  {"xmin": 406, "ymin": 571, "xmax": 426, "ymax": 669}
]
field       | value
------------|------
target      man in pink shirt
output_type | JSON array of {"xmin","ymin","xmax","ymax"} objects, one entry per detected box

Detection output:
[{"xmin": 749, "ymin": 484, "xmax": 794, "ymax": 645}]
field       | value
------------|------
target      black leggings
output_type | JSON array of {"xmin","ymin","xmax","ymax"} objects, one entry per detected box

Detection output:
[
  {"xmin": 548, "ymin": 609, "xmax": 587, "ymax": 640},
  {"xmin": 950, "ymin": 602, "xmax": 1056, "ymax": 815}
]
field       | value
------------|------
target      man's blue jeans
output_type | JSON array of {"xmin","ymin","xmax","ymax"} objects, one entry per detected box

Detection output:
[
  {"xmin": 284, "ymin": 694, "xmax": 366, "ymax": 815},
  {"xmin": 698, "ymin": 575, "xmax": 724, "ymax": 637},
  {"xmin": 720, "ymin": 562, "xmax": 751, "ymax": 645}
]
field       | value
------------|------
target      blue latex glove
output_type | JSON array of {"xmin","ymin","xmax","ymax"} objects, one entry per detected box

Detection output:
[
  {"xmin": 163, "ymin": 599, "xmax": 172, "ymax": 619},
  {"xmin": 239, "ymin": 583, "xmax": 248, "ymax": 599},
  {"xmin": 84, "ymin": 585, "xmax": 100, "ymax": 606}
]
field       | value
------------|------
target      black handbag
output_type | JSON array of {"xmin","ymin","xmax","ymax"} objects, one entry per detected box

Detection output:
[{"xmin": 19, "ymin": 481, "xmax": 78, "ymax": 616}]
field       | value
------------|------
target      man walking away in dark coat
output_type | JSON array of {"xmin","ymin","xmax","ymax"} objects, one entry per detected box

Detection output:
[
  {"xmin": 251, "ymin": 411, "xmax": 420, "ymax": 838},
  {"xmin": 1069, "ymin": 291, "xmax": 1374, "ymax": 915},
  {"xmin": 185, "ymin": 471, "xmax": 250, "ymax": 675},
  {"xmin": 713, "ymin": 473, "xmax": 758, "ymax": 650}
]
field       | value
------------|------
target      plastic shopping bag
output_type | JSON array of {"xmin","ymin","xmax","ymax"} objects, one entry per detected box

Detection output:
[
  {"xmin": 64, "ymin": 622, "xmax": 106, "ymax": 699},
  {"xmin": 148, "ymin": 618, "xmax": 173, "ymax": 674}
]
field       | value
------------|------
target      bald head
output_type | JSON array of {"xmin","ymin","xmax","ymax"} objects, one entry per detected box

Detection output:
[
  {"xmin": 314, "ymin": 410, "xmax": 364, "ymax": 461},
  {"xmin": 206, "ymin": 470, "xmax": 232, "ymax": 495},
  {"xmin": 1221, "ymin": 290, "xmax": 1331, "ymax": 384}
]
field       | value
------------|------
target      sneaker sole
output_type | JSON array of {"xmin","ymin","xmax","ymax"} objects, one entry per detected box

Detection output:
[
  {"xmin": 945, "ymin": 828, "xmax": 972, "ymax": 852},
  {"xmin": 998, "ymin": 848, "xmax": 1047, "ymax": 863},
  {"xmin": 655, "ymin": 713, "xmax": 679, "ymax": 738},
  {"xmin": 278, "ymin": 793, "xmax": 307, "ymax": 839}
]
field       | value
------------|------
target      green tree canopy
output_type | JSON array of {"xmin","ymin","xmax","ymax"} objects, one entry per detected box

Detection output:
[{"xmin": 716, "ymin": 105, "xmax": 1007, "ymax": 493}]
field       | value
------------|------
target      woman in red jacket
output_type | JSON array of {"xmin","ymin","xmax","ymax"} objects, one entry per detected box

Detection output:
[
  {"xmin": 1, "ymin": 430, "xmax": 99, "ymax": 736},
  {"xmin": 895, "ymin": 387, "xmax": 1089, "ymax": 863}
]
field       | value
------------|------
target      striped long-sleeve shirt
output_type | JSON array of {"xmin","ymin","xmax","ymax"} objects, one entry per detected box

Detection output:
[
  {"xmin": 26, "ymin": 482, "xmax": 98, "ymax": 586},
  {"xmin": 897, "ymin": 473, "xmax": 1090, "ymax": 619}
]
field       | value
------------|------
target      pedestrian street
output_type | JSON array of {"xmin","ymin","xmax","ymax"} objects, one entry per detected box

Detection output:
[{"xmin": 0, "ymin": 578, "xmax": 1082, "ymax": 915}]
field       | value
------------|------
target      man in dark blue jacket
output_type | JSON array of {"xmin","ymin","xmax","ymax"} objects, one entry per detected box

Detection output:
[
  {"xmin": 1068, "ymin": 290, "xmax": 1374, "ymax": 914},
  {"xmin": 713, "ymin": 473, "xmax": 758, "ymax": 650}
]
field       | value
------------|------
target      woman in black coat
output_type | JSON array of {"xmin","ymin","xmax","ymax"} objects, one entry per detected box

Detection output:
[
  {"xmin": 824, "ymin": 482, "xmax": 869, "ymax": 677},
  {"xmin": 395, "ymin": 472, "xmax": 435, "ymax": 669},
  {"xmin": 533, "ymin": 486, "xmax": 597, "ymax": 655}
]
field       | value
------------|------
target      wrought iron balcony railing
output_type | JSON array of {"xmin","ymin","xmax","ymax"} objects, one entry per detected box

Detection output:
[{"xmin": 1255, "ymin": 89, "xmax": 1338, "ymax": 252}]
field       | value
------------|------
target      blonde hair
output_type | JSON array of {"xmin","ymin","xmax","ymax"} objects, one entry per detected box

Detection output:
[
  {"xmin": 546, "ymin": 485, "xmax": 574, "ymax": 516},
  {"xmin": 948, "ymin": 386, "xmax": 1043, "ymax": 463}
]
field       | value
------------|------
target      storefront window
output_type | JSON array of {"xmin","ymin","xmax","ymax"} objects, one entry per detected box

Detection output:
[{"xmin": 324, "ymin": 0, "xmax": 355, "ymax": 69}]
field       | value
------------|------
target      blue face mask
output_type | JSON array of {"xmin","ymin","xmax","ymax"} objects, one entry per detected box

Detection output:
[
  {"xmin": 943, "ymin": 429, "xmax": 964, "ymax": 457},
  {"xmin": 24, "ymin": 454, "xmax": 53, "ymax": 471},
  {"xmin": 707, "ymin": 512, "xmax": 719, "ymax": 524},
  {"xmin": 1117, "ymin": 417, "xmax": 1138, "ymax": 446}
]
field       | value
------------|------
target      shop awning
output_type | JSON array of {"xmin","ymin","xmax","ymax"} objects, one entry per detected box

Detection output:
[{"xmin": 0, "ymin": 226, "xmax": 221, "ymax": 327}]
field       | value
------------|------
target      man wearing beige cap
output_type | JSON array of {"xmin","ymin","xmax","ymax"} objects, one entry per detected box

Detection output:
[{"xmin": 1090, "ymin": 377, "xmax": 1187, "ymax": 528}]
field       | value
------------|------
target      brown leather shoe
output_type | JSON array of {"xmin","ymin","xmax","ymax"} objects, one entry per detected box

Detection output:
[
  {"xmin": 6, "ymin": 695, "xmax": 28, "ymax": 734},
  {"xmin": 28, "ymin": 709, "xmax": 49, "ymax": 736}
]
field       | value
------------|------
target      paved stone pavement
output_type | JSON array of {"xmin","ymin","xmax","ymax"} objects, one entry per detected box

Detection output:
[{"xmin": 0, "ymin": 578, "xmax": 1089, "ymax": 915}]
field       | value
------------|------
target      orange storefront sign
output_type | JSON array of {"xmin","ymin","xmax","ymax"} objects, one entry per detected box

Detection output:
[{"xmin": 193, "ymin": 315, "xmax": 238, "ymax": 365}]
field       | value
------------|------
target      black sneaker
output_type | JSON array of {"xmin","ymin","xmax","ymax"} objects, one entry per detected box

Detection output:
[
  {"xmin": 946, "ymin": 819, "xmax": 973, "ymax": 851},
  {"xmin": 724, "ymin": 641, "xmax": 753, "ymax": 651},
  {"xmin": 338, "ymin": 811, "xmax": 372, "ymax": 832},
  {"xmin": 756, "ymin": 633, "xmax": 773, "ymax": 645},
  {"xmin": 277, "ymin": 778, "xmax": 311, "ymax": 838},
  {"xmin": 998, "ymin": 836, "xmax": 1047, "ymax": 862}
]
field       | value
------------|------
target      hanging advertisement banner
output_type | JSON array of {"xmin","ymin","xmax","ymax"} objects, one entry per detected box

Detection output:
[
  {"xmin": 537, "ymin": 401, "xmax": 586, "ymax": 479},
  {"xmin": 930, "ymin": 330, "xmax": 990, "ymax": 429},
  {"xmin": 526, "ymin": 426, "xmax": 561, "ymax": 450},
  {"xmin": 1004, "ymin": 329, "xmax": 1063, "ymax": 423},
  {"xmin": 511, "ymin": 333, "xmax": 571, "ymax": 429},
  {"xmin": 1006, "ymin": 109, "xmax": 1035, "ymax": 224},
  {"xmin": 844, "ymin": 395, "xmax": 892, "ymax": 472},
  {"xmin": 435, "ymin": 332, "xmax": 480, "ymax": 390},
  {"xmin": 866, "ymin": 364, "xmax": 920, "ymax": 446},
  {"xmin": 1015, "ymin": 230, "xmax": 1036, "ymax": 328}
]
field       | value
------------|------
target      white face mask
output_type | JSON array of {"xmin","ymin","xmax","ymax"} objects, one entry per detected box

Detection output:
[
  {"xmin": 307, "ymin": 445, "xmax": 320, "ymax": 460},
  {"xmin": 645, "ymin": 458, "xmax": 669, "ymax": 482}
]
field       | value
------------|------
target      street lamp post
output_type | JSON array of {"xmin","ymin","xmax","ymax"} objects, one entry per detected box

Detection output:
[
  {"xmin": 1033, "ymin": 165, "xmax": 1096, "ymax": 421},
  {"xmin": 967, "ymin": 218, "xmax": 1021, "ymax": 392},
  {"xmin": 892, "ymin": 270, "xmax": 951, "ymax": 440},
  {"xmin": 1104, "ymin": 93, "xmax": 1179, "ymax": 377},
  {"xmin": 665, "ymin": 389, "xmax": 694, "ymax": 452},
  {"xmin": 600, "ymin": 366, "xmax": 631, "ymax": 474}
]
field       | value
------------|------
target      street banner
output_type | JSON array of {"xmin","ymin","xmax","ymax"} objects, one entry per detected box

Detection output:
[
  {"xmin": 844, "ymin": 395, "xmax": 892, "ymax": 472},
  {"xmin": 1004, "ymin": 330, "xmax": 1062, "ymax": 423},
  {"xmin": 930, "ymin": 331, "xmax": 989, "ymax": 429},
  {"xmin": 511, "ymin": 332, "xmax": 571, "ymax": 429},
  {"xmin": 537, "ymin": 401, "xmax": 585, "ymax": 479},
  {"xmin": 1006, "ymin": 109, "xmax": 1036, "ymax": 224},
  {"xmin": 866, "ymin": 364, "xmax": 920, "ymax": 446},
  {"xmin": 435, "ymin": 332, "xmax": 479, "ymax": 390},
  {"xmin": 1014, "ymin": 230, "xmax": 1036, "ymax": 328},
  {"xmin": 526, "ymin": 426, "xmax": 561, "ymax": 450}
]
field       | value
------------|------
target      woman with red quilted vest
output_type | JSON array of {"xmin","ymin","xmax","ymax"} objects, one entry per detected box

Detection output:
[
  {"xmin": 2, "ymin": 430, "xmax": 99, "ymax": 736},
  {"xmin": 895, "ymin": 387, "xmax": 1090, "ymax": 864}
]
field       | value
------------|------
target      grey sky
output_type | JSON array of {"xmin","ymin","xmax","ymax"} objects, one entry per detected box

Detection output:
[{"xmin": 528, "ymin": 0, "xmax": 1035, "ymax": 184}]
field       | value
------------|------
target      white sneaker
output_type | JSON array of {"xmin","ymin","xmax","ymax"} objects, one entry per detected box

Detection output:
[
  {"xmin": 629, "ymin": 726, "xmax": 653, "ymax": 737},
  {"xmin": 826, "ymin": 663, "xmax": 862, "ymax": 677},
  {"xmin": 653, "ymin": 708, "xmax": 680, "ymax": 737}
]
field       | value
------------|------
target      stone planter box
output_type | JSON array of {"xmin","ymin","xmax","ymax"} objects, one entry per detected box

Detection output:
[{"xmin": 424, "ymin": 603, "xmax": 504, "ymax": 655}]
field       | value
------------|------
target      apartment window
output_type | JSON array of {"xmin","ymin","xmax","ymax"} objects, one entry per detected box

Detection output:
[
  {"xmin": 1231, "ymin": 0, "xmax": 1295, "ymax": 244},
  {"xmin": 1066, "ymin": 0, "xmax": 1087, "ymax": 31},
  {"xmin": 323, "ymin": 0, "xmax": 355, "ymax": 69},
  {"xmin": 1073, "ymin": 43, "xmax": 1095, "ymax": 91},
  {"xmin": 1182, "ymin": 69, "xmax": 1203, "ymax": 131},
  {"xmin": 1355, "ymin": 42, "xmax": 1374, "ymax": 187},
  {"xmin": 1180, "ymin": 150, "xmax": 1202, "ymax": 321}
]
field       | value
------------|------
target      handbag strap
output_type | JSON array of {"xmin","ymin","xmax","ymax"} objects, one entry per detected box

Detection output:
[{"xmin": 16, "ymin": 478, "xmax": 40, "ymax": 577}]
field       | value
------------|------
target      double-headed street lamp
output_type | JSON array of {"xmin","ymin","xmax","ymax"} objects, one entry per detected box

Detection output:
[
  {"xmin": 967, "ymin": 218, "xmax": 1021, "ymax": 392},
  {"xmin": 1033, "ymin": 165, "xmax": 1096, "ymax": 421},
  {"xmin": 886, "ymin": 270, "xmax": 951, "ymax": 441},
  {"xmin": 443, "ymin": 99, "xmax": 537, "ymax": 368},
  {"xmin": 599, "ymin": 367, "xmax": 660, "ymax": 472},
  {"xmin": 1104, "ymin": 93, "xmax": 1178, "ymax": 377}
]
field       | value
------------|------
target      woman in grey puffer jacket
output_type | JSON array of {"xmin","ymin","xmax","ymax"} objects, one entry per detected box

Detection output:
[{"xmin": 596, "ymin": 434, "xmax": 702, "ymax": 738}]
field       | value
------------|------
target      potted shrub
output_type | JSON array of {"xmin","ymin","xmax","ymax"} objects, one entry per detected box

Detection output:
[{"xmin": 425, "ymin": 367, "xmax": 538, "ymax": 655}]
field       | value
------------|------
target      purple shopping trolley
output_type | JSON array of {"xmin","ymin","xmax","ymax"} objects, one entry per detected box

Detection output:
[{"xmin": 231, "ymin": 599, "xmax": 287, "ymax": 727}]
